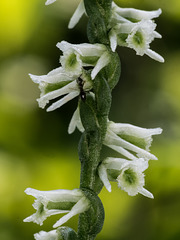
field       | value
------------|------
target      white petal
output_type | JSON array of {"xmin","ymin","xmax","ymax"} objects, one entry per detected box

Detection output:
[
  {"xmin": 34, "ymin": 230, "xmax": 57, "ymax": 240},
  {"xmin": 109, "ymin": 122, "xmax": 162, "ymax": 138},
  {"xmin": 57, "ymin": 41, "xmax": 106, "ymax": 57},
  {"xmin": 108, "ymin": 122, "xmax": 162, "ymax": 150},
  {"xmin": 29, "ymin": 68, "xmax": 74, "ymax": 84},
  {"xmin": 145, "ymin": 49, "xmax": 164, "ymax": 62},
  {"xmin": 109, "ymin": 29, "xmax": 118, "ymax": 52},
  {"xmin": 45, "ymin": 0, "xmax": 56, "ymax": 5},
  {"xmin": 105, "ymin": 144, "xmax": 138, "ymax": 160},
  {"xmin": 98, "ymin": 164, "xmax": 112, "ymax": 192},
  {"xmin": 104, "ymin": 157, "xmax": 130, "ymax": 170},
  {"xmin": 68, "ymin": 1, "xmax": 85, "ymax": 29},
  {"xmin": 139, "ymin": 187, "xmax": 154, "ymax": 199},
  {"xmin": 37, "ymin": 80, "xmax": 78, "ymax": 108},
  {"xmin": 105, "ymin": 132, "xmax": 157, "ymax": 160},
  {"xmin": 47, "ymin": 91, "xmax": 79, "ymax": 112},
  {"xmin": 53, "ymin": 197, "xmax": 89, "ymax": 228},
  {"xmin": 111, "ymin": 12, "xmax": 131, "ymax": 24},
  {"xmin": 68, "ymin": 107, "xmax": 84, "ymax": 134},
  {"xmin": 91, "ymin": 51, "xmax": 110, "ymax": 79},
  {"xmin": 154, "ymin": 31, "xmax": 162, "ymax": 39},
  {"xmin": 113, "ymin": 3, "xmax": 162, "ymax": 20},
  {"xmin": 25, "ymin": 188, "xmax": 83, "ymax": 202},
  {"xmin": 23, "ymin": 209, "xmax": 69, "ymax": 226}
]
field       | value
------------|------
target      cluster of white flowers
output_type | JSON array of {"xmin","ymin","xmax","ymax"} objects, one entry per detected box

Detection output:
[
  {"xmin": 30, "ymin": 1, "xmax": 164, "ymax": 112},
  {"xmin": 69, "ymin": 112, "xmax": 162, "ymax": 198},
  {"xmin": 99, "ymin": 122, "xmax": 162, "ymax": 198},
  {"xmin": 29, "ymin": 40, "xmax": 111, "ymax": 111},
  {"xmin": 66, "ymin": 0, "xmax": 164, "ymax": 62},
  {"xmin": 26, "ymin": 1, "xmax": 164, "ymax": 239}
]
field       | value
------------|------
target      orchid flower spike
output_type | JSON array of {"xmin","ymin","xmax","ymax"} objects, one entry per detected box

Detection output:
[
  {"xmin": 24, "ymin": 188, "xmax": 90, "ymax": 228},
  {"xmin": 98, "ymin": 157, "xmax": 153, "ymax": 198},
  {"xmin": 104, "ymin": 121, "xmax": 162, "ymax": 161},
  {"xmin": 109, "ymin": 2, "xmax": 164, "ymax": 62},
  {"xmin": 57, "ymin": 41, "xmax": 111, "ymax": 80},
  {"xmin": 29, "ymin": 68, "xmax": 92, "ymax": 112}
]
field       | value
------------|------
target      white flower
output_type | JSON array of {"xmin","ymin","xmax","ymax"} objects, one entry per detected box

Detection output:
[
  {"xmin": 45, "ymin": 0, "xmax": 57, "ymax": 5},
  {"xmin": 24, "ymin": 188, "xmax": 90, "ymax": 228},
  {"xmin": 98, "ymin": 157, "xmax": 153, "ymax": 198},
  {"xmin": 68, "ymin": 1, "xmax": 86, "ymax": 29},
  {"xmin": 57, "ymin": 41, "xmax": 111, "ymax": 80},
  {"xmin": 109, "ymin": 2, "xmax": 164, "ymax": 62},
  {"xmin": 29, "ymin": 68, "xmax": 92, "ymax": 112},
  {"xmin": 34, "ymin": 230, "xmax": 59, "ymax": 240},
  {"xmin": 104, "ymin": 121, "xmax": 162, "ymax": 161}
]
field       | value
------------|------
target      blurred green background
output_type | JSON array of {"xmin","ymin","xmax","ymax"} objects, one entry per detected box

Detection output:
[{"xmin": 0, "ymin": 0, "xmax": 180, "ymax": 239}]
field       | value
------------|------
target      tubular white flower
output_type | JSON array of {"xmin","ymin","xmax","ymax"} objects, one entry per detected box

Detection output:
[
  {"xmin": 99, "ymin": 157, "xmax": 153, "ymax": 198},
  {"xmin": 57, "ymin": 41, "xmax": 110, "ymax": 79},
  {"xmin": 109, "ymin": 2, "xmax": 164, "ymax": 62},
  {"xmin": 29, "ymin": 68, "xmax": 92, "ymax": 112},
  {"xmin": 68, "ymin": 1, "xmax": 86, "ymax": 29},
  {"xmin": 45, "ymin": 0, "xmax": 57, "ymax": 5},
  {"xmin": 24, "ymin": 188, "xmax": 90, "ymax": 227},
  {"xmin": 104, "ymin": 121, "xmax": 162, "ymax": 160},
  {"xmin": 34, "ymin": 230, "xmax": 59, "ymax": 240}
]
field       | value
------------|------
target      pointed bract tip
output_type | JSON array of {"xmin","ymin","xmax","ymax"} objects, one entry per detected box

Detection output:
[{"xmin": 45, "ymin": 0, "xmax": 56, "ymax": 6}]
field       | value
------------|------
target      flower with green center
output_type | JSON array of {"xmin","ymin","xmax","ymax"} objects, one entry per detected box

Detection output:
[
  {"xmin": 104, "ymin": 121, "xmax": 162, "ymax": 161},
  {"xmin": 57, "ymin": 41, "xmax": 111, "ymax": 80},
  {"xmin": 109, "ymin": 2, "xmax": 164, "ymax": 62},
  {"xmin": 29, "ymin": 67, "xmax": 92, "ymax": 112},
  {"xmin": 98, "ymin": 157, "xmax": 153, "ymax": 198},
  {"xmin": 24, "ymin": 188, "xmax": 90, "ymax": 227}
]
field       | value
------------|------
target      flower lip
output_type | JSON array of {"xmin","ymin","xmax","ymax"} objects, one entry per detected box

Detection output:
[{"xmin": 34, "ymin": 230, "xmax": 58, "ymax": 240}]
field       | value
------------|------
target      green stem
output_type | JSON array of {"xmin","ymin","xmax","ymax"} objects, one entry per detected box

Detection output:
[{"xmin": 76, "ymin": 1, "xmax": 117, "ymax": 239}]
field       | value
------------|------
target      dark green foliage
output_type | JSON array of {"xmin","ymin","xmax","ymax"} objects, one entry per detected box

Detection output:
[{"xmin": 84, "ymin": 0, "xmax": 112, "ymax": 44}]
